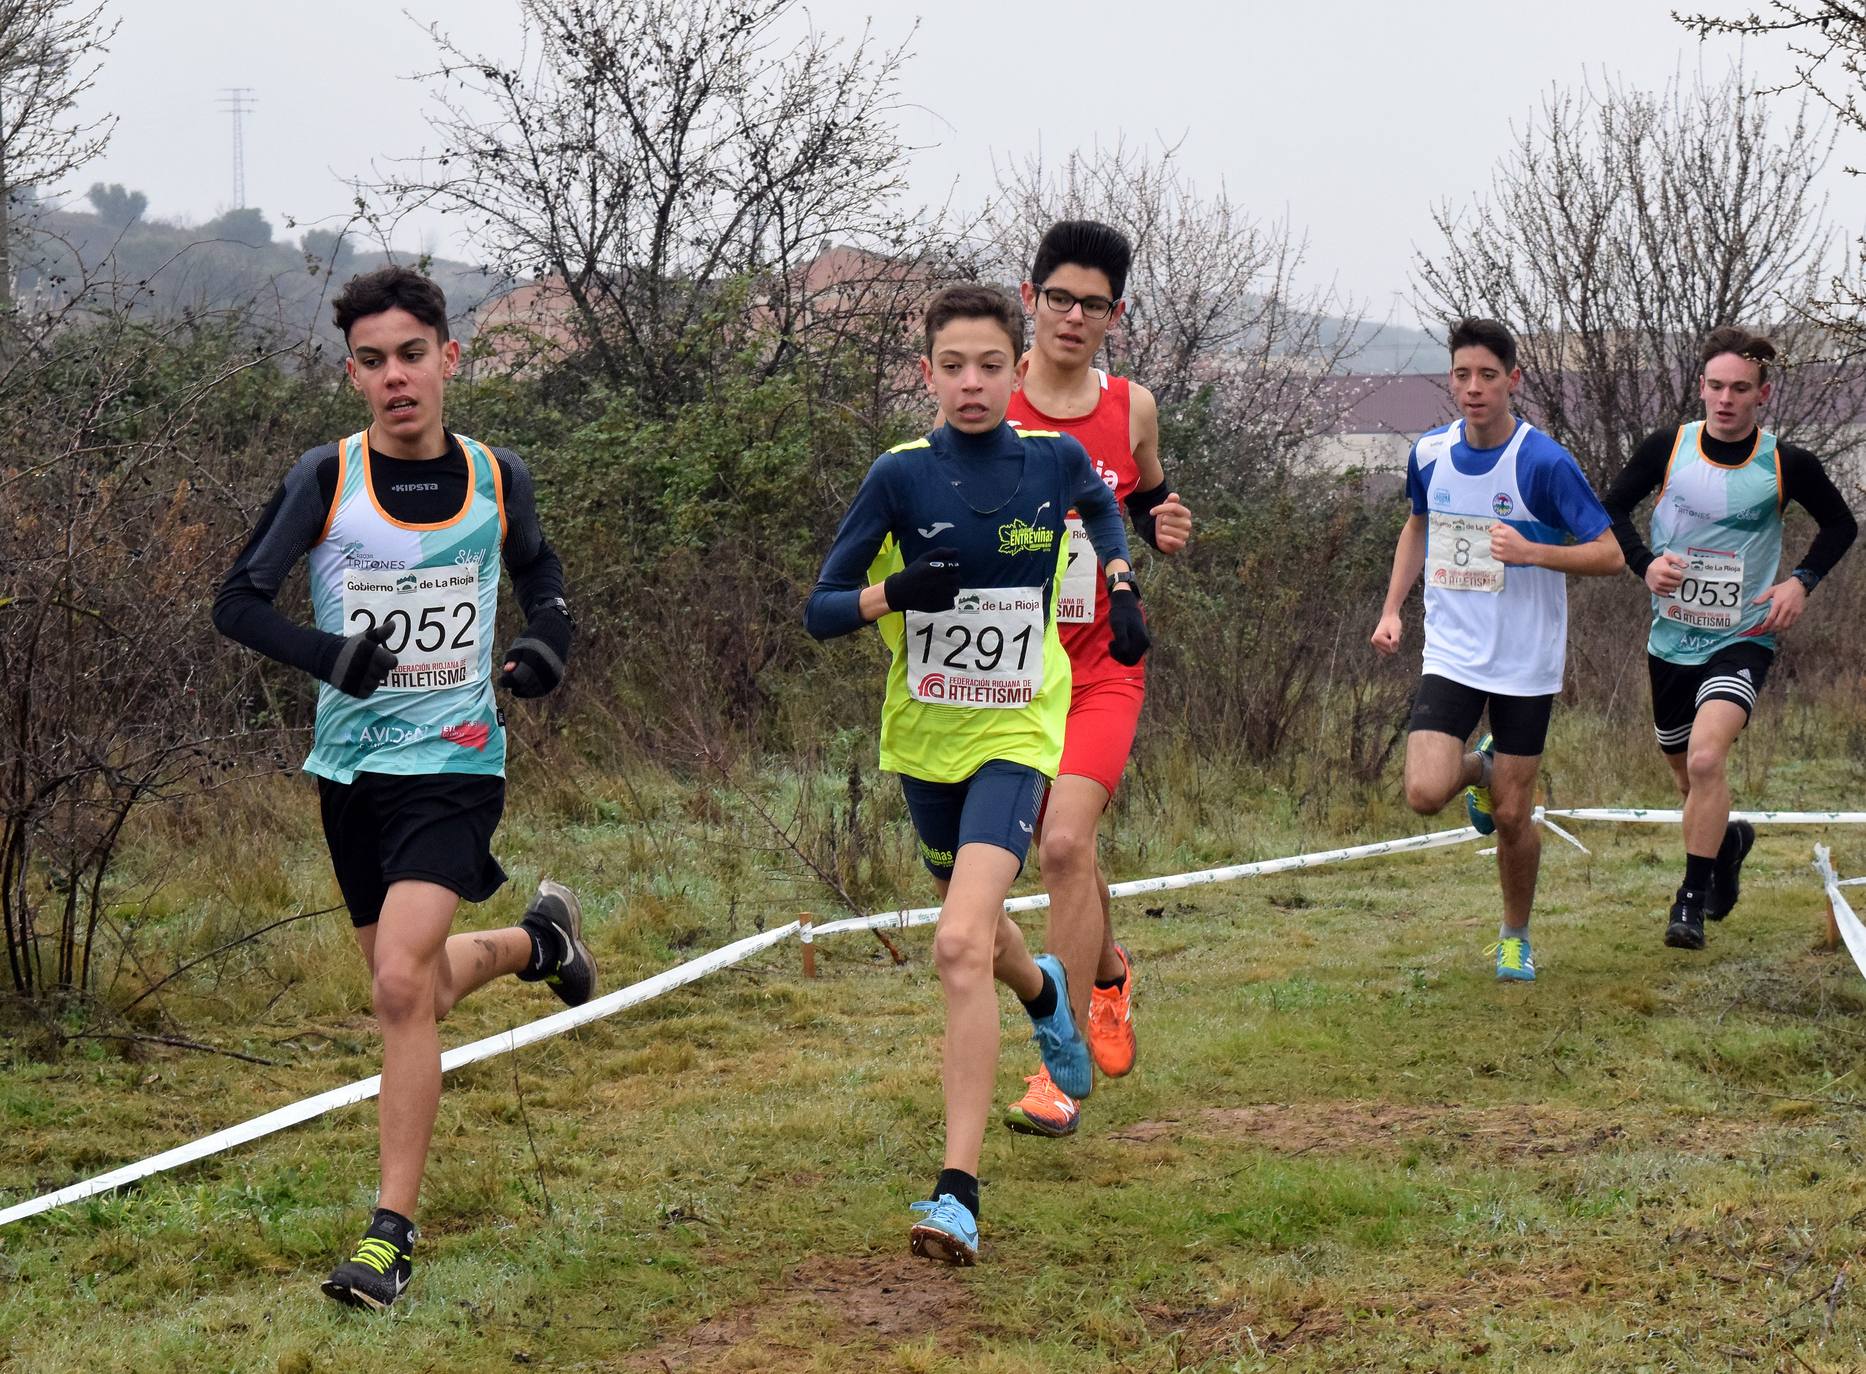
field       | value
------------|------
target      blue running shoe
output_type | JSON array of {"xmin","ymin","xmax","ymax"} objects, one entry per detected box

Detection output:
[
  {"xmin": 1465, "ymin": 733, "xmax": 1496, "ymax": 836},
  {"xmin": 1027, "ymin": 953, "xmax": 1093, "ymax": 1099},
  {"xmin": 1489, "ymin": 933, "xmax": 1535, "ymax": 982},
  {"xmin": 909, "ymin": 1194, "xmax": 979, "ymax": 1266}
]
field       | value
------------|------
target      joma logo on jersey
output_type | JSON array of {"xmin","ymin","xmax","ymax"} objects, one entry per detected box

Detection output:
[{"xmin": 996, "ymin": 518, "xmax": 1055, "ymax": 555}]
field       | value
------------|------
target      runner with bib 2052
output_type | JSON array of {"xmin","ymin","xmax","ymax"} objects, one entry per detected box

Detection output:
[{"xmin": 214, "ymin": 267, "xmax": 594, "ymax": 1312}]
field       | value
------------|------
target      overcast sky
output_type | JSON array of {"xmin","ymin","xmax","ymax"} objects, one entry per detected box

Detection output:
[{"xmin": 71, "ymin": 0, "xmax": 1866, "ymax": 324}]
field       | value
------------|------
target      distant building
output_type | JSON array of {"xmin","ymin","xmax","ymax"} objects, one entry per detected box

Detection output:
[{"xmin": 1310, "ymin": 373, "xmax": 1455, "ymax": 475}]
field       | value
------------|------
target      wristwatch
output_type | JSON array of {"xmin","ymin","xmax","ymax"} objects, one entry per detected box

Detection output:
[
  {"xmin": 1107, "ymin": 570, "xmax": 1141, "ymax": 597},
  {"xmin": 1791, "ymin": 568, "xmax": 1820, "ymax": 594}
]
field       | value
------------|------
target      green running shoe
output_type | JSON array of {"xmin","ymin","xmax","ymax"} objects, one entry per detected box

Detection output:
[
  {"xmin": 1489, "ymin": 933, "xmax": 1535, "ymax": 982},
  {"xmin": 1465, "ymin": 734, "xmax": 1496, "ymax": 836}
]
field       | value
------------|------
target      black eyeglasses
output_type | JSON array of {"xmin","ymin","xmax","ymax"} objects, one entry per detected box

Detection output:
[{"xmin": 1037, "ymin": 287, "xmax": 1117, "ymax": 321}]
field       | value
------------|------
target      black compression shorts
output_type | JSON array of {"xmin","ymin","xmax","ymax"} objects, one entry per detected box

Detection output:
[{"xmin": 1407, "ymin": 673, "xmax": 1554, "ymax": 757}]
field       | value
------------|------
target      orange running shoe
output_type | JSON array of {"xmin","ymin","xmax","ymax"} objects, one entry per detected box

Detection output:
[
  {"xmin": 1087, "ymin": 944, "xmax": 1136, "ymax": 1077},
  {"xmin": 1002, "ymin": 1066, "xmax": 1079, "ymax": 1137}
]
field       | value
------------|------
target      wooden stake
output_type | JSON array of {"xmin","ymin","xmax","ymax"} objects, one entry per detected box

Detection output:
[
  {"xmin": 800, "ymin": 912, "xmax": 816, "ymax": 978},
  {"xmin": 1825, "ymin": 895, "xmax": 1842, "ymax": 953}
]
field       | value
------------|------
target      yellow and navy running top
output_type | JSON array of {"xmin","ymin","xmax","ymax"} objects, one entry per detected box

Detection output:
[{"xmin": 806, "ymin": 421, "xmax": 1130, "ymax": 784}]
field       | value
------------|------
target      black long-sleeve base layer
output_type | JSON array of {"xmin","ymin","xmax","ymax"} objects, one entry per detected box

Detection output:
[{"xmin": 212, "ymin": 436, "xmax": 568, "ymax": 680}]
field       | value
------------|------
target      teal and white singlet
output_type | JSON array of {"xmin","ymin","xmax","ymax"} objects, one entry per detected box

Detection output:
[
  {"xmin": 304, "ymin": 431, "xmax": 507, "ymax": 783},
  {"xmin": 1646, "ymin": 422, "xmax": 1783, "ymax": 666}
]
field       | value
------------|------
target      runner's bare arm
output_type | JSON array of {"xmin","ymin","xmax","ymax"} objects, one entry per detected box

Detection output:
[
  {"xmin": 1371, "ymin": 515, "xmax": 1426, "ymax": 655},
  {"xmin": 1489, "ymin": 525, "xmax": 1624, "ymax": 576},
  {"xmin": 1126, "ymin": 382, "xmax": 1191, "ymax": 554}
]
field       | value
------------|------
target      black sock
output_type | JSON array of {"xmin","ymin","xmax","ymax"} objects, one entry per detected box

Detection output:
[
  {"xmin": 1020, "ymin": 969, "xmax": 1058, "ymax": 1021},
  {"xmin": 518, "ymin": 916, "xmax": 564, "ymax": 981},
  {"xmin": 933, "ymin": 1168, "xmax": 980, "ymax": 1220},
  {"xmin": 1094, "ymin": 969, "xmax": 1127, "ymax": 992},
  {"xmin": 1680, "ymin": 853, "xmax": 1716, "ymax": 898},
  {"xmin": 368, "ymin": 1206, "xmax": 417, "ymax": 1254}
]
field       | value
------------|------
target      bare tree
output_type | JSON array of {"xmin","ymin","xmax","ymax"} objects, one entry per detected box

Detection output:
[
  {"xmin": 1414, "ymin": 68, "xmax": 1862, "ymax": 486},
  {"xmin": 0, "ymin": 0, "xmax": 115, "ymax": 309},
  {"xmin": 983, "ymin": 138, "xmax": 1366, "ymax": 502},
  {"xmin": 1678, "ymin": 4, "xmax": 1866, "ymax": 350},
  {"xmin": 377, "ymin": 0, "xmax": 943, "ymax": 416}
]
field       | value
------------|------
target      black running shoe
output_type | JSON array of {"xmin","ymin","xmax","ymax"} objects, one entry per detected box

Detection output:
[
  {"xmin": 1707, "ymin": 820, "xmax": 1755, "ymax": 921},
  {"xmin": 1664, "ymin": 890, "xmax": 1710, "ymax": 950},
  {"xmin": 524, "ymin": 878, "xmax": 597, "ymax": 1007},
  {"xmin": 321, "ymin": 1218, "xmax": 414, "ymax": 1311}
]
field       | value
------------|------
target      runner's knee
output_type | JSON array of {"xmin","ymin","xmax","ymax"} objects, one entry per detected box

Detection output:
[
  {"xmin": 933, "ymin": 923, "xmax": 993, "ymax": 981},
  {"xmin": 1685, "ymin": 743, "xmax": 1728, "ymax": 790},
  {"xmin": 1493, "ymin": 795, "xmax": 1534, "ymax": 835},
  {"xmin": 1038, "ymin": 823, "xmax": 1095, "ymax": 877},
  {"xmin": 1403, "ymin": 776, "xmax": 1442, "ymax": 815},
  {"xmin": 372, "ymin": 960, "xmax": 438, "ymax": 1024}
]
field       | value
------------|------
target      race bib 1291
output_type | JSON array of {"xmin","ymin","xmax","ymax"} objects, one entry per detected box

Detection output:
[{"xmin": 905, "ymin": 586, "xmax": 1046, "ymax": 708}]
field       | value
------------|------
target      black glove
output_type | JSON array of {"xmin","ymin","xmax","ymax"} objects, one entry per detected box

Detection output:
[
  {"xmin": 498, "ymin": 605, "xmax": 572, "ymax": 698},
  {"xmin": 883, "ymin": 546, "xmax": 963, "ymax": 613},
  {"xmin": 327, "ymin": 621, "xmax": 399, "ymax": 699},
  {"xmin": 1107, "ymin": 588, "xmax": 1150, "ymax": 666}
]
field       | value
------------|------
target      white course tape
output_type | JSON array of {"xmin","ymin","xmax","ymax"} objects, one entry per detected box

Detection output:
[
  {"xmin": 0, "ymin": 815, "xmax": 1572, "ymax": 1228},
  {"xmin": 1806, "ymin": 843, "xmax": 1866, "ymax": 985},
  {"xmin": 1814, "ymin": 846, "xmax": 1866, "ymax": 982},
  {"xmin": 1838, "ymin": 877, "xmax": 1866, "ymax": 888},
  {"xmin": 1544, "ymin": 808, "xmax": 1866, "ymax": 824},
  {"xmin": 0, "ymin": 922, "xmax": 799, "ymax": 1230},
  {"xmin": 812, "ymin": 822, "xmax": 1485, "ymax": 937}
]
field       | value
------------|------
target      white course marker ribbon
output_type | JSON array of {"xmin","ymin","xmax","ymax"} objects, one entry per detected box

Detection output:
[
  {"xmin": 1542, "ymin": 808, "xmax": 1866, "ymax": 824},
  {"xmin": 0, "ymin": 819, "xmax": 1493, "ymax": 1229},
  {"xmin": 0, "ymin": 922, "xmax": 800, "ymax": 1230},
  {"xmin": 1814, "ymin": 846, "xmax": 1866, "ymax": 983},
  {"xmin": 813, "ymin": 822, "xmax": 1486, "ymax": 936}
]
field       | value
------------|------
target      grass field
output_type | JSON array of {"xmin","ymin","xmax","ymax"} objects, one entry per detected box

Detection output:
[{"xmin": 3, "ymin": 718, "xmax": 1866, "ymax": 1372}]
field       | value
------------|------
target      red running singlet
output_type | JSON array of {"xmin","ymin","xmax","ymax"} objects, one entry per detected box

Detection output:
[{"xmin": 1008, "ymin": 370, "xmax": 1142, "ymax": 686}]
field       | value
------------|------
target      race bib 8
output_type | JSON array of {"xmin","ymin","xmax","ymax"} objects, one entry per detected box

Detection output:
[
  {"xmin": 1657, "ymin": 548, "xmax": 1745, "ymax": 630},
  {"xmin": 341, "ymin": 567, "xmax": 485, "ymax": 692},
  {"xmin": 1425, "ymin": 512, "xmax": 1505, "ymax": 593},
  {"xmin": 1056, "ymin": 515, "xmax": 1097, "ymax": 624},
  {"xmin": 905, "ymin": 586, "xmax": 1046, "ymax": 709}
]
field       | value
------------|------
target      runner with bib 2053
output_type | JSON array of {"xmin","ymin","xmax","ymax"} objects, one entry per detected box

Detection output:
[{"xmin": 1602, "ymin": 326, "xmax": 1857, "ymax": 951}]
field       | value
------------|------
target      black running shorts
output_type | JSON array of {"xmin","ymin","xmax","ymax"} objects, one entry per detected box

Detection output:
[
  {"xmin": 1647, "ymin": 643, "xmax": 1773, "ymax": 755},
  {"xmin": 1406, "ymin": 673, "xmax": 1554, "ymax": 757},
  {"xmin": 317, "ymin": 771, "xmax": 507, "ymax": 927}
]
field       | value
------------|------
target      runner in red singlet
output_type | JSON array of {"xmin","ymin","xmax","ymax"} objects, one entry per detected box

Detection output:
[{"xmin": 1001, "ymin": 221, "xmax": 1193, "ymax": 1137}]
